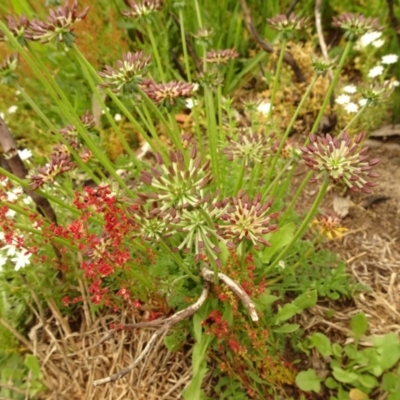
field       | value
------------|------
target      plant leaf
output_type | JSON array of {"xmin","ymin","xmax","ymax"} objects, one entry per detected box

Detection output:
[{"xmin": 295, "ymin": 369, "xmax": 321, "ymax": 393}]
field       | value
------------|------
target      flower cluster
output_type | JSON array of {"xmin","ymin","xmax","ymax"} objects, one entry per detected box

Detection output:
[
  {"xmin": 141, "ymin": 80, "xmax": 196, "ymax": 108},
  {"xmin": 0, "ymin": 53, "xmax": 19, "ymax": 85},
  {"xmin": 26, "ymin": 0, "xmax": 89, "ymax": 46},
  {"xmin": 311, "ymin": 211, "xmax": 348, "ymax": 240},
  {"xmin": 222, "ymin": 129, "xmax": 275, "ymax": 165},
  {"xmin": 98, "ymin": 51, "xmax": 151, "ymax": 95},
  {"xmin": 206, "ymin": 48, "xmax": 239, "ymax": 65},
  {"xmin": 266, "ymin": 14, "xmax": 308, "ymax": 40},
  {"xmin": 0, "ymin": 15, "xmax": 30, "ymax": 45},
  {"xmin": 122, "ymin": 0, "xmax": 162, "ymax": 21},
  {"xmin": 301, "ymin": 132, "xmax": 379, "ymax": 193},
  {"xmin": 332, "ymin": 13, "xmax": 381, "ymax": 41}
]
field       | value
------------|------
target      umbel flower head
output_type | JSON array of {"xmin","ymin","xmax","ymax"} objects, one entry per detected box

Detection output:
[
  {"xmin": 220, "ymin": 191, "xmax": 278, "ymax": 251},
  {"xmin": 141, "ymin": 80, "xmax": 196, "ymax": 108},
  {"xmin": 26, "ymin": 0, "xmax": 89, "ymax": 47},
  {"xmin": 359, "ymin": 82, "xmax": 394, "ymax": 107},
  {"xmin": 332, "ymin": 13, "xmax": 381, "ymax": 42},
  {"xmin": 311, "ymin": 211, "xmax": 348, "ymax": 240},
  {"xmin": 222, "ymin": 129, "xmax": 275, "ymax": 165},
  {"xmin": 0, "ymin": 53, "xmax": 19, "ymax": 85},
  {"xmin": 137, "ymin": 147, "xmax": 213, "ymax": 211},
  {"xmin": 206, "ymin": 48, "xmax": 239, "ymax": 65},
  {"xmin": 0, "ymin": 15, "xmax": 30, "ymax": 46},
  {"xmin": 122, "ymin": 0, "xmax": 162, "ymax": 21},
  {"xmin": 98, "ymin": 51, "xmax": 151, "ymax": 95},
  {"xmin": 301, "ymin": 132, "xmax": 380, "ymax": 193},
  {"xmin": 266, "ymin": 13, "xmax": 308, "ymax": 40}
]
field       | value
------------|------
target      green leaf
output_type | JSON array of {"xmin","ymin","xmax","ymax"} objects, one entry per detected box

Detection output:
[
  {"xmin": 24, "ymin": 354, "xmax": 42, "ymax": 379},
  {"xmin": 258, "ymin": 222, "xmax": 295, "ymax": 263},
  {"xmin": 164, "ymin": 331, "xmax": 185, "ymax": 352},
  {"xmin": 309, "ymin": 333, "xmax": 332, "ymax": 357},
  {"xmin": 351, "ymin": 313, "xmax": 368, "ymax": 337},
  {"xmin": 349, "ymin": 388, "xmax": 369, "ymax": 400},
  {"xmin": 255, "ymin": 293, "xmax": 279, "ymax": 311},
  {"xmin": 274, "ymin": 304, "xmax": 298, "ymax": 324},
  {"xmin": 325, "ymin": 377, "xmax": 338, "ymax": 389},
  {"xmin": 273, "ymin": 323, "xmax": 300, "ymax": 333},
  {"xmin": 293, "ymin": 290, "xmax": 318, "ymax": 310},
  {"xmin": 295, "ymin": 369, "xmax": 321, "ymax": 393},
  {"xmin": 332, "ymin": 367, "xmax": 358, "ymax": 383},
  {"xmin": 372, "ymin": 333, "xmax": 400, "ymax": 371},
  {"xmin": 356, "ymin": 373, "xmax": 378, "ymax": 389},
  {"xmin": 332, "ymin": 343, "xmax": 343, "ymax": 358}
]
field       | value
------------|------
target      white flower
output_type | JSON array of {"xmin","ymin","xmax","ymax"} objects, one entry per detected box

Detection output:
[
  {"xmin": 372, "ymin": 39, "xmax": 384, "ymax": 48},
  {"xmin": 256, "ymin": 101, "xmax": 272, "ymax": 114},
  {"xmin": 7, "ymin": 105, "xmax": 18, "ymax": 114},
  {"xmin": 15, "ymin": 90, "xmax": 21, "ymax": 96},
  {"xmin": 185, "ymin": 98, "xmax": 197, "ymax": 109},
  {"xmin": 101, "ymin": 107, "xmax": 110, "ymax": 115},
  {"xmin": 11, "ymin": 251, "xmax": 32, "ymax": 271},
  {"xmin": 336, "ymin": 94, "xmax": 351, "ymax": 105},
  {"xmin": 345, "ymin": 102, "xmax": 359, "ymax": 113},
  {"xmin": 343, "ymin": 85, "xmax": 357, "ymax": 94},
  {"xmin": 359, "ymin": 98, "xmax": 368, "ymax": 107},
  {"xmin": 18, "ymin": 149, "xmax": 32, "ymax": 160},
  {"xmin": 368, "ymin": 65, "xmax": 384, "ymax": 78},
  {"xmin": 0, "ymin": 253, "xmax": 7, "ymax": 269},
  {"xmin": 359, "ymin": 31, "xmax": 382, "ymax": 47},
  {"xmin": 0, "ymin": 112, "xmax": 5, "ymax": 119},
  {"xmin": 5, "ymin": 209, "xmax": 16, "ymax": 218},
  {"xmin": 114, "ymin": 113, "xmax": 122, "ymax": 122},
  {"xmin": 390, "ymin": 80, "xmax": 400, "ymax": 88},
  {"xmin": 381, "ymin": 54, "xmax": 399, "ymax": 65},
  {"xmin": 6, "ymin": 191, "xmax": 18, "ymax": 202},
  {"xmin": 0, "ymin": 232, "xmax": 5, "ymax": 241},
  {"xmin": 3, "ymin": 244, "xmax": 17, "ymax": 257}
]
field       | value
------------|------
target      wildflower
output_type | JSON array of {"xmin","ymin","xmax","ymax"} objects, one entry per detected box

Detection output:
[
  {"xmin": 357, "ymin": 31, "xmax": 382, "ymax": 47},
  {"xmin": 141, "ymin": 80, "xmax": 196, "ymax": 108},
  {"xmin": 359, "ymin": 82, "xmax": 394, "ymax": 106},
  {"xmin": 311, "ymin": 211, "xmax": 348, "ymax": 240},
  {"xmin": 381, "ymin": 54, "xmax": 399, "ymax": 65},
  {"xmin": 311, "ymin": 56, "xmax": 336, "ymax": 76},
  {"xmin": 192, "ymin": 27, "xmax": 214, "ymax": 46},
  {"xmin": 206, "ymin": 48, "xmax": 239, "ymax": 65},
  {"xmin": 5, "ymin": 209, "xmax": 16, "ymax": 218},
  {"xmin": 343, "ymin": 85, "xmax": 357, "ymax": 94},
  {"xmin": 301, "ymin": 132, "xmax": 380, "ymax": 193},
  {"xmin": 335, "ymin": 94, "xmax": 351, "ymax": 105},
  {"xmin": 138, "ymin": 147, "xmax": 213, "ymax": 211},
  {"xmin": 80, "ymin": 110, "xmax": 96, "ymax": 128},
  {"xmin": 256, "ymin": 101, "xmax": 272, "ymax": 115},
  {"xmin": 0, "ymin": 53, "xmax": 19, "ymax": 85},
  {"xmin": 98, "ymin": 51, "xmax": 151, "ymax": 95},
  {"xmin": 122, "ymin": 0, "xmax": 162, "ymax": 21},
  {"xmin": 11, "ymin": 250, "xmax": 32, "ymax": 271},
  {"xmin": 372, "ymin": 39, "xmax": 384, "ymax": 48},
  {"xmin": 7, "ymin": 105, "xmax": 18, "ymax": 114},
  {"xmin": 114, "ymin": 113, "xmax": 122, "ymax": 121},
  {"xmin": 18, "ymin": 149, "xmax": 32, "ymax": 160},
  {"xmin": 368, "ymin": 65, "xmax": 384, "ymax": 78},
  {"xmin": 332, "ymin": 13, "xmax": 381, "ymax": 41},
  {"xmin": 266, "ymin": 13, "xmax": 308, "ymax": 40},
  {"xmin": 185, "ymin": 98, "xmax": 197, "ymax": 109},
  {"xmin": 0, "ymin": 15, "xmax": 30, "ymax": 45},
  {"xmin": 220, "ymin": 191, "xmax": 278, "ymax": 250},
  {"xmin": 222, "ymin": 129, "xmax": 274, "ymax": 165},
  {"xmin": 26, "ymin": 0, "xmax": 90, "ymax": 47},
  {"xmin": 344, "ymin": 102, "xmax": 359, "ymax": 113}
]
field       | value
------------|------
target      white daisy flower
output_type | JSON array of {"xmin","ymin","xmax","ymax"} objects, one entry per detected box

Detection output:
[
  {"xmin": 3, "ymin": 244, "xmax": 17, "ymax": 257},
  {"xmin": 114, "ymin": 113, "xmax": 122, "ymax": 122},
  {"xmin": 345, "ymin": 102, "xmax": 359, "ymax": 113},
  {"xmin": 11, "ymin": 251, "xmax": 32, "ymax": 271},
  {"xmin": 372, "ymin": 39, "xmax": 384, "ymax": 48},
  {"xmin": 343, "ymin": 85, "xmax": 357, "ymax": 94},
  {"xmin": 359, "ymin": 99, "xmax": 368, "ymax": 107},
  {"xmin": 18, "ymin": 149, "xmax": 32, "ymax": 160},
  {"xmin": 381, "ymin": 54, "xmax": 399, "ymax": 65},
  {"xmin": 7, "ymin": 105, "xmax": 18, "ymax": 114},
  {"xmin": 359, "ymin": 31, "xmax": 382, "ymax": 47},
  {"xmin": 256, "ymin": 101, "xmax": 272, "ymax": 114},
  {"xmin": 368, "ymin": 65, "xmax": 384, "ymax": 78},
  {"xmin": 0, "ymin": 112, "xmax": 5, "ymax": 119},
  {"xmin": 336, "ymin": 94, "xmax": 351, "ymax": 105},
  {"xmin": 185, "ymin": 98, "xmax": 197, "ymax": 109}
]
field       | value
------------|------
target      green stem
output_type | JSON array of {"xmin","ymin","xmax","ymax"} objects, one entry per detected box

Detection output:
[
  {"xmin": 233, "ymin": 159, "xmax": 246, "ymax": 196},
  {"xmin": 178, "ymin": 8, "xmax": 191, "ymax": 82},
  {"xmin": 193, "ymin": 0, "xmax": 203, "ymax": 28},
  {"xmin": 342, "ymin": 104, "xmax": 368, "ymax": 132},
  {"xmin": 146, "ymin": 24, "xmax": 166, "ymax": 81},
  {"xmin": 217, "ymin": 85, "xmax": 223, "ymax": 141},
  {"xmin": 262, "ymin": 178, "xmax": 330, "ymax": 276}
]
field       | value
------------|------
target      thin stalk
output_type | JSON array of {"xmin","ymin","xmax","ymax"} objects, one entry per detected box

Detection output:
[
  {"xmin": 309, "ymin": 41, "xmax": 353, "ymax": 138},
  {"xmin": 204, "ymin": 87, "xmax": 220, "ymax": 186},
  {"xmin": 158, "ymin": 240, "xmax": 200, "ymax": 282},
  {"xmin": 145, "ymin": 24, "xmax": 166, "ymax": 81},
  {"xmin": 216, "ymin": 86, "xmax": 223, "ymax": 141},
  {"xmin": 193, "ymin": 0, "xmax": 203, "ymax": 28},
  {"xmin": 233, "ymin": 159, "xmax": 246, "ymax": 196},
  {"xmin": 248, "ymin": 161, "xmax": 262, "ymax": 194},
  {"xmin": 261, "ymin": 159, "xmax": 292, "ymax": 200},
  {"xmin": 262, "ymin": 178, "xmax": 330, "ymax": 275},
  {"xmin": 342, "ymin": 103, "xmax": 368, "ymax": 132},
  {"xmin": 268, "ymin": 38, "xmax": 287, "ymax": 120},
  {"xmin": 178, "ymin": 7, "xmax": 191, "ymax": 82}
]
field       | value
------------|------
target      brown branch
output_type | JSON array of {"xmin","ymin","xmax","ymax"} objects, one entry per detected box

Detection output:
[
  {"xmin": 201, "ymin": 266, "xmax": 259, "ymax": 322},
  {"xmin": 93, "ymin": 282, "xmax": 210, "ymax": 386},
  {"xmin": 0, "ymin": 116, "xmax": 57, "ymax": 224},
  {"xmin": 239, "ymin": 0, "xmax": 306, "ymax": 83}
]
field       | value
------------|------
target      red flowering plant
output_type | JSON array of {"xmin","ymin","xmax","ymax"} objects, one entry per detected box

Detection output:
[{"xmin": 0, "ymin": 2, "xmax": 393, "ymax": 399}]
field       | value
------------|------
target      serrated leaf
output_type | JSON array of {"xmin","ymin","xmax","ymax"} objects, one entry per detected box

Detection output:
[
  {"xmin": 295, "ymin": 369, "xmax": 321, "ymax": 393},
  {"xmin": 273, "ymin": 323, "xmax": 300, "ymax": 333}
]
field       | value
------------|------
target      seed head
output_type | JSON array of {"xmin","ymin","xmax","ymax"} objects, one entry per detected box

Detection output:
[
  {"xmin": 266, "ymin": 14, "xmax": 308, "ymax": 40},
  {"xmin": 26, "ymin": 0, "xmax": 89, "ymax": 47},
  {"xmin": 0, "ymin": 53, "xmax": 19, "ymax": 85},
  {"xmin": 220, "ymin": 191, "xmax": 278, "ymax": 250},
  {"xmin": 206, "ymin": 48, "xmax": 239, "ymax": 65},
  {"xmin": 359, "ymin": 82, "xmax": 394, "ymax": 107},
  {"xmin": 122, "ymin": 0, "xmax": 162, "ymax": 21},
  {"xmin": 311, "ymin": 211, "xmax": 348, "ymax": 240},
  {"xmin": 301, "ymin": 132, "xmax": 380, "ymax": 193},
  {"xmin": 99, "ymin": 51, "xmax": 151, "ymax": 95},
  {"xmin": 311, "ymin": 56, "xmax": 337, "ymax": 76},
  {"xmin": 332, "ymin": 13, "xmax": 381, "ymax": 42}
]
